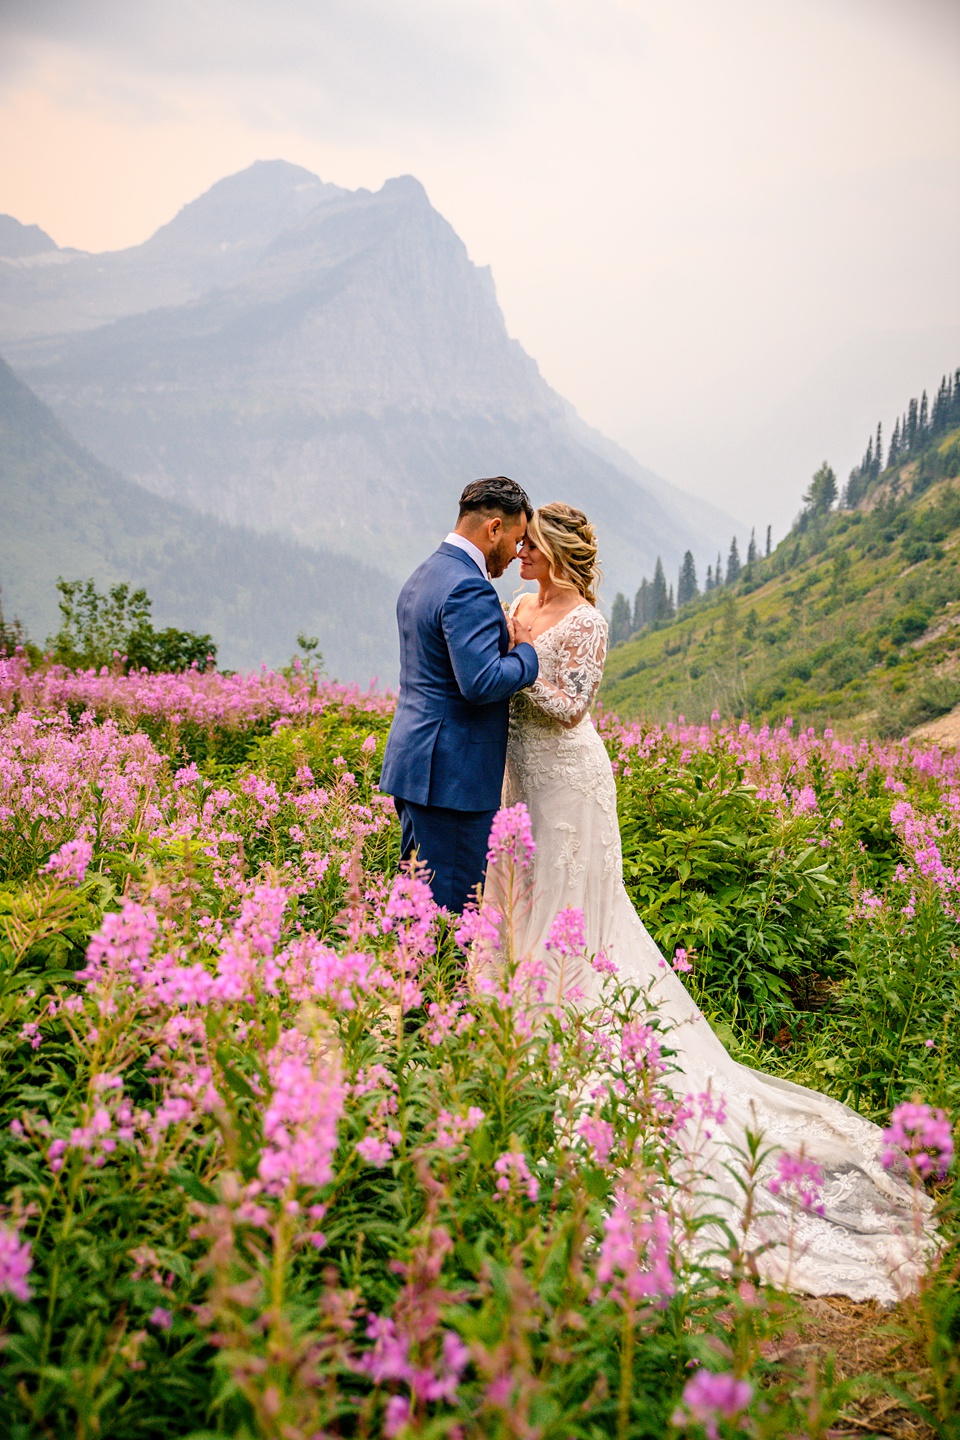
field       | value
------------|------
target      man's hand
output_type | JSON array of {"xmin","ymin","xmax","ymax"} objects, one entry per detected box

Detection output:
[{"xmin": 508, "ymin": 613, "xmax": 535, "ymax": 650}]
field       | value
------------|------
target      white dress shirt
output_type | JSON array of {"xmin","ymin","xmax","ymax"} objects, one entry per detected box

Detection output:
[{"xmin": 444, "ymin": 532, "xmax": 488, "ymax": 578}]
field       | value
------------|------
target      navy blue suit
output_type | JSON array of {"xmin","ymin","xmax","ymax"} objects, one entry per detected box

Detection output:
[{"xmin": 380, "ymin": 542, "xmax": 539, "ymax": 911}]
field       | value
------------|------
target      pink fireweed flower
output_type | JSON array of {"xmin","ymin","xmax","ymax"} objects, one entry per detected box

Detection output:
[
  {"xmin": 382, "ymin": 869, "xmax": 438, "ymax": 952},
  {"xmin": 150, "ymin": 1306, "xmax": 173, "ymax": 1330},
  {"xmin": 594, "ymin": 1187, "xmax": 674, "ymax": 1305},
  {"xmin": 768, "ymin": 1150, "xmax": 825, "ymax": 1215},
  {"xmin": 257, "ymin": 1030, "xmax": 345, "ymax": 1195},
  {"xmin": 486, "ymin": 803, "xmax": 536, "ymax": 869},
  {"xmin": 882, "ymin": 1101, "xmax": 954, "ymax": 1181},
  {"xmin": 546, "ymin": 906, "xmax": 586, "ymax": 957},
  {"xmin": 384, "ymin": 1394, "xmax": 411, "ymax": 1437},
  {"xmin": 80, "ymin": 901, "xmax": 159, "ymax": 993},
  {"xmin": 361, "ymin": 733, "xmax": 378, "ymax": 754},
  {"xmin": 493, "ymin": 1150, "xmax": 539, "ymax": 1203},
  {"xmin": 454, "ymin": 902, "xmax": 501, "ymax": 953},
  {"xmin": 620, "ymin": 1019, "xmax": 665, "ymax": 1077},
  {"xmin": 591, "ymin": 949, "xmax": 618, "ymax": 976},
  {"xmin": 43, "ymin": 837, "xmax": 93, "ymax": 886},
  {"xmin": 434, "ymin": 1107, "xmax": 485, "ymax": 1149},
  {"xmin": 577, "ymin": 1115, "xmax": 616, "ymax": 1166},
  {"xmin": 0, "ymin": 1221, "xmax": 32, "ymax": 1302},
  {"xmin": 672, "ymin": 947, "xmax": 693, "ymax": 973},
  {"xmin": 356, "ymin": 1135, "xmax": 395, "ymax": 1168},
  {"xmin": 672, "ymin": 1370, "xmax": 753, "ymax": 1439}
]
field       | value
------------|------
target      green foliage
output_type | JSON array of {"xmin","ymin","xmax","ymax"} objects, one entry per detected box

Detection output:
[{"xmin": 48, "ymin": 578, "xmax": 216, "ymax": 673}]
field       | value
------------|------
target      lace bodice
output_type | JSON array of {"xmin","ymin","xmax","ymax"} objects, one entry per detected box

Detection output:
[{"xmin": 511, "ymin": 601, "xmax": 607, "ymax": 727}]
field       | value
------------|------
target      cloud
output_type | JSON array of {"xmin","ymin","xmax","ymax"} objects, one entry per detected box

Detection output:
[{"xmin": 0, "ymin": 0, "xmax": 517, "ymax": 137}]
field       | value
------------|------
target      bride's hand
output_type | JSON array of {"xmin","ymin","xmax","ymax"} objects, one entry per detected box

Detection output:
[{"xmin": 510, "ymin": 615, "xmax": 535, "ymax": 649}]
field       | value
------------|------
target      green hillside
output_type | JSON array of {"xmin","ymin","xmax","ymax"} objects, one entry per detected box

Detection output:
[
  {"xmin": 0, "ymin": 357, "xmax": 397, "ymax": 681},
  {"xmin": 602, "ymin": 386, "xmax": 960, "ymax": 736}
]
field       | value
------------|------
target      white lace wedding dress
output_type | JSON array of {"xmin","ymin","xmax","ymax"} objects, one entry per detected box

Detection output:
[{"xmin": 500, "ymin": 600, "xmax": 931, "ymax": 1301}]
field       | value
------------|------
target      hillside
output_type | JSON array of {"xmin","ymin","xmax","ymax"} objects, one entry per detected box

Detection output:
[
  {"xmin": 602, "ymin": 394, "xmax": 960, "ymax": 737},
  {"xmin": 0, "ymin": 358, "xmax": 397, "ymax": 681},
  {"xmin": 0, "ymin": 161, "xmax": 736, "ymax": 598}
]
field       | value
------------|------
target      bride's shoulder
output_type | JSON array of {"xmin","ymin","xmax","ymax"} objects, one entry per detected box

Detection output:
[{"xmin": 569, "ymin": 602, "xmax": 607, "ymax": 634}]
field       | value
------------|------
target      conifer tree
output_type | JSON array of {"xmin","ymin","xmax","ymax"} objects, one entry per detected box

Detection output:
[
  {"xmin": 610, "ymin": 593, "xmax": 632, "ymax": 646},
  {"xmin": 907, "ymin": 398, "xmax": 919, "ymax": 450},
  {"xmin": 667, "ymin": 583, "xmax": 675, "ymax": 619},
  {"xmin": 746, "ymin": 528, "xmax": 757, "ymax": 566},
  {"xmin": 633, "ymin": 578, "xmax": 649, "ymax": 632},
  {"xmin": 716, "ymin": 551, "xmax": 723, "ymax": 587},
  {"xmin": 888, "ymin": 417, "xmax": 901, "ymax": 468},
  {"xmin": 705, "ymin": 564, "xmax": 713, "ymax": 591},
  {"xmin": 803, "ymin": 462, "xmax": 838, "ymax": 515},
  {"xmin": 919, "ymin": 390, "xmax": 929, "ymax": 437},
  {"xmin": 725, "ymin": 536, "xmax": 741, "ymax": 585},
  {"xmin": 650, "ymin": 558, "xmax": 669, "ymax": 624},
  {"xmin": 874, "ymin": 421, "xmax": 883, "ymax": 477},
  {"xmin": 765, "ymin": 524, "xmax": 772, "ymax": 558},
  {"xmin": 677, "ymin": 550, "xmax": 699, "ymax": 607}
]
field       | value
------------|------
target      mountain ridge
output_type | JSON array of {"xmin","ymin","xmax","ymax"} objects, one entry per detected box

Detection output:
[
  {"xmin": 0, "ymin": 161, "xmax": 737, "ymax": 601},
  {"xmin": 0, "ymin": 356, "xmax": 398, "ymax": 681}
]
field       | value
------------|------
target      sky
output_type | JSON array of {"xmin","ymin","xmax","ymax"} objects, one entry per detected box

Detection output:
[{"xmin": 1, "ymin": 0, "xmax": 958, "ymax": 537}]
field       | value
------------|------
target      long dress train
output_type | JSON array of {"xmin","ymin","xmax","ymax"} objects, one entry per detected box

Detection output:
[{"xmin": 499, "ymin": 599, "xmax": 931, "ymax": 1302}]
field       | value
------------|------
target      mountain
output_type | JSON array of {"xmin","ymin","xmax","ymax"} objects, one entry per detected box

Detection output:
[
  {"xmin": 0, "ymin": 162, "xmax": 736, "ymax": 600},
  {"xmin": 0, "ymin": 357, "xmax": 397, "ymax": 682},
  {"xmin": 601, "ymin": 382, "xmax": 960, "ymax": 736}
]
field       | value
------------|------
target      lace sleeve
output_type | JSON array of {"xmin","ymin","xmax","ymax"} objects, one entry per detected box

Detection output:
[{"xmin": 528, "ymin": 608, "xmax": 608, "ymax": 726}]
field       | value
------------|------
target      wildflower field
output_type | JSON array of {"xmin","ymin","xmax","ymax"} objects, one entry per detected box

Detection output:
[{"xmin": 0, "ymin": 655, "xmax": 957, "ymax": 1440}]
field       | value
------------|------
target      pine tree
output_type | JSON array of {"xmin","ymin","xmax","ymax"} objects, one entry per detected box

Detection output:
[
  {"xmin": 716, "ymin": 551, "xmax": 724, "ymax": 588},
  {"xmin": 705, "ymin": 564, "xmax": 713, "ymax": 592},
  {"xmin": 677, "ymin": 550, "xmax": 698, "ymax": 607},
  {"xmin": 633, "ymin": 578, "xmax": 649, "ymax": 632},
  {"xmin": 666, "ymin": 583, "xmax": 675, "ymax": 619},
  {"xmin": 746, "ymin": 528, "xmax": 757, "ymax": 565},
  {"xmin": 888, "ymin": 416, "xmax": 901, "ymax": 468},
  {"xmin": 610, "ymin": 593, "xmax": 632, "ymax": 646},
  {"xmin": 874, "ymin": 421, "xmax": 883, "ymax": 476},
  {"xmin": 725, "ymin": 536, "xmax": 742, "ymax": 585},
  {"xmin": 907, "ymin": 398, "xmax": 919, "ymax": 451},
  {"xmin": 803, "ymin": 462, "xmax": 838, "ymax": 515},
  {"xmin": 919, "ymin": 390, "xmax": 929, "ymax": 437},
  {"xmin": 650, "ymin": 558, "xmax": 669, "ymax": 625},
  {"xmin": 765, "ymin": 524, "xmax": 772, "ymax": 558}
]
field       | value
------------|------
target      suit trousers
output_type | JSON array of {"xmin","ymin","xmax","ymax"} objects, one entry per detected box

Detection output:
[{"xmin": 394, "ymin": 797, "xmax": 497, "ymax": 914}]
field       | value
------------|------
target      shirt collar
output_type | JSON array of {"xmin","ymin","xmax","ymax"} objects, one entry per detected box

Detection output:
[{"xmin": 444, "ymin": 532, "xmax": 488, "ymax": 578}]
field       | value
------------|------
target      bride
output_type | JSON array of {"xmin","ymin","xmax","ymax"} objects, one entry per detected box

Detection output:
[{"xmin": 498, "ymin": 501, "xmax": 930, "ymax": 1303}]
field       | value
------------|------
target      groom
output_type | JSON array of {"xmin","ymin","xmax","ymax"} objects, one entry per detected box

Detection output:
[{"xmin": 380, "ymin": 476, "xmax": 539, "ymax": 912}]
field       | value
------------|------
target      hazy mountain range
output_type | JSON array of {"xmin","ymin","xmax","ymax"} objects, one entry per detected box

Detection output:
[{"xmin": 0, "ymin": 160, "xmax": 737, "ymax": 676}]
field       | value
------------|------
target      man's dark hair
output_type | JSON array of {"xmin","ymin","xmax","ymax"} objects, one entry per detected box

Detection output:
[{"xmin": 458, "ymin": 476, "xmax": 532, "ymax": 523}]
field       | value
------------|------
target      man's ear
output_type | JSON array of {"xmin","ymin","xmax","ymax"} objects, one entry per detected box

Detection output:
[{"xmin": 487, "ymin": 515, "xmax": 503, "ymax": 539}]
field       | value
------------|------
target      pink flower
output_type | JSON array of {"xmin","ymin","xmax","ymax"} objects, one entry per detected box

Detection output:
[
  {"xmin": 768, "ymin": 1150, "xmax": 825, "ymax": 1214},
  {"xmin": 0, "ymin": 1222, "xmax": 32, "ymax": 1302},
  {"xmin": 672, "ymin": 947, "xmax": 692, "ymax": 973},
  {"xmin": 493, "ymin": 1150, "xmax": 539, "ymax": 1203},
  {"xmin": 361, "ymin": 734, "xmax": 378, "ymax": 754},
  {"xmin": 257, "ymin": 1031, "xmax": 345, "ymax": 1194},
  {"xmin": 384, "ymin": 1394, "xmax": 411, "ymax": 1436},
  {"xmin": 454, "ymin": 903, "xmax": 501, "ymax": 953},
  {"xmin": 595, "ymin": 1188, "xmax": 674, "ymax": 1305},
  {"xmin": 149, "ymin": 1306, "xmax": 173, "ymax": 1330},
  {"xmin": 882, "ymin": 1102, "xmax": 953, "ymax": 1180},
  {"xmin": 357, "ymin": 1135, "xmax": 395, "ymax": 1168},
  {"xmin": 547, "ymin": 906, "xmax": 586, "ymax": 957},
  {"xmin": 591, "ymin": 950, "xmax": 618, "ymax": 976},
  {"xmin": 486, "ymin": 804, "xmax": 536, "ymax": 869},
  {"xmin": 43, "ymin": 837, "xmax": 93, "ymax": 886},
  {"xmin": 672, "ymin": 1370, "xmax": 753, "ymax": 1438},
  {"xmin": 577, "ymin": 1115, "xmax": 615, "ymax": 1166}
]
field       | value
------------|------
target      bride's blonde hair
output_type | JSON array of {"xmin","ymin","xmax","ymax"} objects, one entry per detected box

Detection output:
[{"xmin": 527, "ymin": 502, "xmax": 601, "ymax": 605}]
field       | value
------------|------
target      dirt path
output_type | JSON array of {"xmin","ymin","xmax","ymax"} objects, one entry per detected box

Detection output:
[{"xmin": 911, "ymin": 704, "xmax": 960, "ymax": 748}]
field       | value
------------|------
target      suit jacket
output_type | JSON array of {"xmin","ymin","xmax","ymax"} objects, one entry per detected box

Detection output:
[{"xmin": 380, "ymin": 542, "xmax": 539, "ymax": 811}]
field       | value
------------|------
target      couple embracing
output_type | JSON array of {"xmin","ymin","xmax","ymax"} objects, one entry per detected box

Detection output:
[{"xmin": 381, "ymin": 475, "xmax": 930, "ymax": 1303}]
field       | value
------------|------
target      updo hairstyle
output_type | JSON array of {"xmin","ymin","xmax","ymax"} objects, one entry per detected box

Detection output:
[{"xmin": 527, "ymin": 502, "xmax": 601, "ymax": 605}]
